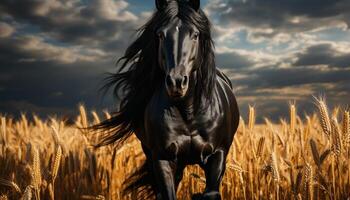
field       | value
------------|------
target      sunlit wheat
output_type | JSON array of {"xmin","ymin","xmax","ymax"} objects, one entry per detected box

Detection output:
[{"xmin": 0, "ymin": 99, "xmax": 349, "ymax": 199}]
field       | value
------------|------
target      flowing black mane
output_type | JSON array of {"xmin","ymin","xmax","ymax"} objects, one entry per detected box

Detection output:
[{"xmin": 92, "ymin": 0, "xmax": 216, "ymax": 147}]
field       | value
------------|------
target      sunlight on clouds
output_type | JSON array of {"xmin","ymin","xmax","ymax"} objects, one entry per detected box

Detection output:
[
  {"xmin": 0, "ymin": 22, "xmax": 14, "ymax": 37},
  {"xmin": 17, "ymin": 35, "xmax": 107, "ymax": 64},
  {"xmin": 220, "ymin": 69, "xmax": 251, "ymax": 81},
  {"xmin": 88, "ymin": 0, "xmax": 137, "ymax": 21},
  {"xmin": 213, "ymin": 25, "xmax": 242, "ymax": 43},
  {"xmin": 30, "ymin": 0, "xmax": 71, "ymax": 16}
]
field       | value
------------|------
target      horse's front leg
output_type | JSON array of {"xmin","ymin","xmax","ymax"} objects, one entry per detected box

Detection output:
[
  {"xmin": 153, "ymin": 158, "xmax": 177, "ymax": 200},
  {"xmin": 201, "ymin": 149, "xmax": 226, "ymax": 200}
]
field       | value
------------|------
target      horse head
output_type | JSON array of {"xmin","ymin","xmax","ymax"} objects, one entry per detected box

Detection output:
[{"xmin": 155, "ymin": 0, "xmax": 203, "ymax": 99}]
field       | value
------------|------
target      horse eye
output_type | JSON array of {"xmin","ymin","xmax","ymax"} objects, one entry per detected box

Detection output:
[{"xmin": 193, "ymin": 32, "xmax": 199, "ymax": 40}]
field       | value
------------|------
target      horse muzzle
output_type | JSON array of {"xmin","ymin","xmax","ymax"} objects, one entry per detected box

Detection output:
[{"xmin": 165, "ymin": 74, "xmax": 189, "ymax": 99}]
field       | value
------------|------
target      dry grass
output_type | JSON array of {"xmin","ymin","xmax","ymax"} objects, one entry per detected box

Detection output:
[{"xmin": 0, "ymin": 98, "xmax": 350, "ymax": 199}]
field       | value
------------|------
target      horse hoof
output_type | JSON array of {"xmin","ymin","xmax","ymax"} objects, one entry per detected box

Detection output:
[{"xmin": 201, "ymin": 192, "xmax": 221, "ymax": 200}]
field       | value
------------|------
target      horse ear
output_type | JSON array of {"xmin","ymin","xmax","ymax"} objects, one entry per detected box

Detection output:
[
  {"xmin": 155, "ymin": 0, "xmax": 167, "ymax": 10},
  {"xmin": 189, "ymin": 0, "xmax": 200, "ymax": 11}
]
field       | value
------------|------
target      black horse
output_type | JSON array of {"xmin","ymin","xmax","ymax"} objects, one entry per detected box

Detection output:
[{"xmin": 92, "ymin": 0, "xmax": 239, "ymax": 199}]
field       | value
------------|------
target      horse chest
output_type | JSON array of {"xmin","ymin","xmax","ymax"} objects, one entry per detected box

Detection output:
[
  {"xmin": 162, "ymin": 110, "xmax": 219, "ymax": 137},
  {"xmin": 145, "ymin": 103, "xmax": 224, "ymax": 163}
]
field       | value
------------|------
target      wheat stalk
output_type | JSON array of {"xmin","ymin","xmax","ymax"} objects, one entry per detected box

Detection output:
[
  {"xmin": 0, "ymin": 117, "xmax": 6, "ymax": 146},
  {"xmin": 21, "ymin": 114, "xmax": 29, "ymax": 135},
  {"xmin": 331, "ymin": 117, "xmax": 342, "ymax": 157},
  {"xmin": 314, "ymin": 97, "xmax": 331, "ymax": 139},
  {"xmin": 302, "ymin": 163, "xmax": 313, "ymax": 200},
  {"xmin": 31, "ymin": 146, "xmax": 41, "ymax": 200},
  {"xmin": 256, "ymin": 137, "xmax": 265, "ymax": 158},
  {"xmin": 33, "ymin": 115, "xmax": 44, "ymax": 132},
  {"xmin": 103, "ymin": 111, "xmax": 111, "ymax": 120},
  {"xmin": 332, "ymin": 106, "xmax": 340, "ymax": 119},
  {"xmin": 91, "ymin": 111, "xmax": 101, "ymax": 124},
  {"xmin": 79, "ymin": 104, "xmax": 89, "ymax": 129},
  {"xmin": 227, "ymin": 164, "xmax": 245, "ymax": 173},
  {"xmin": 22, "ymin": 185, "xmax": 33, "ymax": 200},
  {"xmin": 342, "ymin": 111, "xmax": 349, "ymax": 146},
  {"xmin": 50, "ymin": 125, "xmax": 61, "ymax": 146},
  {"xmin": 290, "ymin": 103, "xmax": 296, "ymax": 133},
  {"xmin": 240, "ymin": 117, "xmax": 246, "ymax": 135},
  {"xmin": 0, "ymin": 178, "xmax": 21, "ymax": 193},
  {"xmin": 310, "ymin": 139, "xmax": 320, "ymax": 167},
  {"xmin": 248, "ymin": 105, "xmax": 255, "ymax": 131},
  {"xmin": 269, "ymin": 151, "xmax": 280, "ymax": 183},
  {"xmin": 52, "ymin": 145, "xmax": 62, "ymax": 183}
]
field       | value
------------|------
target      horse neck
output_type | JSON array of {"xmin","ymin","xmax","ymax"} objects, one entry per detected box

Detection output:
[{"xmin": 172, "ymin": 77, "xmax": 196, "ymax": 120}]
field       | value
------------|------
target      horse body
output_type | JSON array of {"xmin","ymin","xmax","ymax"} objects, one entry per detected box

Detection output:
[
  {"xmin": 141, "ymin": 71, "xmax": 238, "ymax": 163},
  {"xmin": 135, "ymin": 71, "xmax": 239, "ymax": 199},
  {"xmin": 92, "ymin": 0, "xmax": 240, "ymax": 199}
]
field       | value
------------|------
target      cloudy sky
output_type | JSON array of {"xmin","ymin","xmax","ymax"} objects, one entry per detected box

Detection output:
[{"xmin": 0, "ymin": 0, "xmax": 349, "ymax": 121}]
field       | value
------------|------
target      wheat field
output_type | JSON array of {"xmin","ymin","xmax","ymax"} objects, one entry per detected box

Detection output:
[{"xmin": 0, "ymin": 98, "xmax": 349, "ymax": 200}]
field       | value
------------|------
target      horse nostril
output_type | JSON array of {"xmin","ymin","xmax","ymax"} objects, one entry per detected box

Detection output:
[
  {"xmin": 166, "ymin": 75, "xmax": 173, "ymax": 87},
  {"xmin": 175, "ymin": 78, "xmax": 182, "ymax": 89},
  {"xmin": 167, "ymin": 75, "xmax": 188, "ymax": 90},
  {"xmin": 182, "ymin": 76, "xmax": 188, "ymax": 87}
]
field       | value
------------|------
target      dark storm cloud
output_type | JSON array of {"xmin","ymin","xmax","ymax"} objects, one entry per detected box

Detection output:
[
  {"xmin": 236, "ymin": 67, "xmax": 350, "ymax": 89},
  {"xmin": 211, "ymin": 0, "xmax": 350, "ymax": 33},
  {"xmin": 0, "ymin": 0, "xmax": 138, "ymax": 45},
  {"xmin": 0, "ymin": 56, "xmax": 114, "ymax": 118},
  {"xmin": 294, "ymin": 43, "xmax": 350, "ymax": 68},
  {"xmin": 0, "ymin": 29, "xmax": 118, "ymax": 119},
  {"xmin": 216, "ymin": 52, "xmax": 255, "ymax": 69}
]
